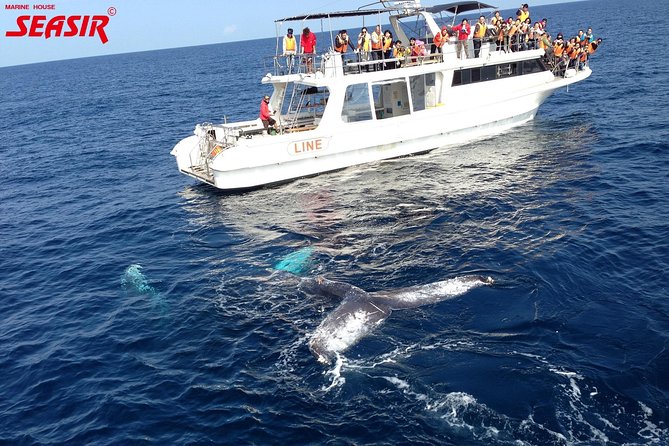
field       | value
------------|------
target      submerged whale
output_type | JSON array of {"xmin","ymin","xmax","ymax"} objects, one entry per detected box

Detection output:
[{"xmin": 300, "ymin": 275, "xmax": 494, "ymax": 364}]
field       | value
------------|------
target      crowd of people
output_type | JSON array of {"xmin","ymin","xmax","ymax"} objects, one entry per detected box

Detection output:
[{"xmin": 279, "ymin": 3, "xmax": 602, "ymax": 73}]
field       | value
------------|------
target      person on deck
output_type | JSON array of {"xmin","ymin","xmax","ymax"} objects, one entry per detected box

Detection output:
[
  {"xmin": 357, "ymin": 27, "xmax": 371, "ymax": 69},
  {"xmin": 300, "ymin": 27, "xmax": 317, "ymax": 73},
  {"xmin": 517, "ymin": 3, "xmax": 530, "ymax": 22},
  {"xmin": 431, "ymin": 25, "xmax": 449, "ymax": 54},
  {"xmin": 335, "ymin": 30, "xmax": 355, "ymax": 54},
  {"xmin": 451, "ymin": 19, "xmax": 471, "ymax": 59},
  {"xmin": 473, "ymin": 16, "xmax": 487, "ymax": 58},
  {"xmin": 282, "ymin": 28, "xmax": 297, "ymax": 73},
  {"xmin": 371, "ymin": 25, "xmax": 383, "ymax": 62},
  {"xmin": 259, "ymin": 95, "xmax": 278, "ymax": 135}
]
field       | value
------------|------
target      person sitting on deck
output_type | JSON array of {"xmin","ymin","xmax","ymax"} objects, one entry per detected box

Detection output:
[
  {"xmin": 335, "ymin": 30, "xmax": 355, "ymax": 54},
  {"xmin": 259, "ymin": 95, "xmax": 278, "ymax": 135},
  {"xmin": 392, "ymin": 40, "xmax": 406, "ymax": 67},
  {"xmin": 451, "ymin": 19, "xmax": 471, "ymax": 59}
]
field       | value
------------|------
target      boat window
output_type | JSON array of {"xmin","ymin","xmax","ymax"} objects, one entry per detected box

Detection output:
[
  {"xmin": 281, "ymin": 85, "xmax": 330, "ymax": 118},
  {"xmin": 452, "ymin": 59, "xmax": 546, "ymax": 87},
  {"xmin": 342, "ymin": 83, "xmax": 373, "ymax": 123},
  {"xmin": 522, "ymin": 59, "xmax": 546, "ymax": 74},
  {"xmin": 371, "ymin": 79, "xmax": 410, "ymax": 120},
  {"xmin": 410, "ymin": 75, "xmax": 426, "ymax": 112}
]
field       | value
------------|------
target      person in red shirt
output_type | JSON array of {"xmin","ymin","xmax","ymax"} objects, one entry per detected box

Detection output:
[
  {"xmin": 451, "ymin": 18, "xmax": 471, "ymax": 59},
  {"xmin": 300, "ymin": 27, "xmax": 317, "ymax": 73},
  {"xmin": 259, "ymin": 95, "xmax": 278, "ymax": 134}
]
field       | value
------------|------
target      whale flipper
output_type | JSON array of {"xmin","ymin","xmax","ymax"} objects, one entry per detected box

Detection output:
[
  {"xmin": 309, "ymin": 294, "xmax": 391, "ymax": 365},
  {"xmin": 304, "ymin": 275, "xmax": 493, "ymax": 364},
  {"xmin": 371, "ymin": 275, "xmax": 493, "ymax": 309}
]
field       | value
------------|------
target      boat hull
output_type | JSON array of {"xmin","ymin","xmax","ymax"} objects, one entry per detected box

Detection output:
[{"xmin": 173, "ymin": 68, "xmax": 591, "ymax": 190}]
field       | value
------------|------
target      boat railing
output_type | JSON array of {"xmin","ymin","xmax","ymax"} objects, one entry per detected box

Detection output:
[{"xmin": 268, "ymin": 53, "xmax": 327, "ymax": 76}]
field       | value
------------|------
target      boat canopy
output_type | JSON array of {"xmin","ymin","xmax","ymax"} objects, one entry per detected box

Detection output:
[
  {"xmin": 425, "ymin": 1, "xmax": 497, "ymax": 15},
  {"xmin": 275, "ymin": 1, "xmax": 496, "ymax": 23}
]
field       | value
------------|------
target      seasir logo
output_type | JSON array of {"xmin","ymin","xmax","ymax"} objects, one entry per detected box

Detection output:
[{"xmin": 4, "ymin": 6, "xmax": 114, "ymax": 44}]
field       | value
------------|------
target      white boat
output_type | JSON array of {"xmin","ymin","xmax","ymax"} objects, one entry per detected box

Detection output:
[{"xmin": 171, "ymin": 0, "xmax": 592, "ymax": 190}]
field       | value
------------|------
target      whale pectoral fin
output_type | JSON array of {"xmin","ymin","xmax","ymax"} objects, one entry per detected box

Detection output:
[
  {"xmin": 308, "ymin": 297, "xmax": 391, "ymax": 364},
  {"xmin": 370, "ymin": 275, "xmax": 494, "ymax": 309},
  {"xmin": 299, "ymin": 276, "xmax": 368, "ymax": 301}
]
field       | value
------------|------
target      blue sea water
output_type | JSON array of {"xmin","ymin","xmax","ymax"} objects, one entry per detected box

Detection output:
[{"xmin": 1, "ymin": 0, "xmax": 668, "ymax": 444}]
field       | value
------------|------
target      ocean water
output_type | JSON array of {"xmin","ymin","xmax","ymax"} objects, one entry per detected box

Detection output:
[{"xmin": 1, "ymin": 0, "xmax": 668, "ymax": 444}]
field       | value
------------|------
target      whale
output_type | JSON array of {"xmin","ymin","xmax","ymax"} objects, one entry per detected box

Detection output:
[{"xmin": 299, "ymin": 275, "xmax": 494, "ymax": 365}]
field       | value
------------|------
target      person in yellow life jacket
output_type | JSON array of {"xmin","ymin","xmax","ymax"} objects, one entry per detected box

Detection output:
[
  {"xmin": 335, "ymin": 30, "xmax": 355, "ymax": 54},
  {"xmin": 382, "ymin": 30, "xmax": 394, "ymax": 61},
  {"xmin": 357, "ymin": 27, "xmax": 372, "ymax": 70},
  {"xmin": 282, "ymin": 28, "xmax": 297, "ymax": 73},
  {"xmin": 516, "ymin": 3, "xmax": 530, "ymax": 23},
  {"xmin": 473, "ymin": 16, "xmax": 487, "ymax": 58}
]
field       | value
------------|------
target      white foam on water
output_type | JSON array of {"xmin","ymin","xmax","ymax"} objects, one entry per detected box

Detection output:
[{"xmin": 321, "ymin": 353, "xmax": 346, "ymax": 392}]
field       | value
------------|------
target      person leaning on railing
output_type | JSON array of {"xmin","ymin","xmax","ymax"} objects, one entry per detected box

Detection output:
[
  {"xmin": 334, "ymin": 30, "xmax": 355, "ymax": 54},
  {"xmin": 431, "ymin": 25, "xmax": 449, "ymax": 54}
]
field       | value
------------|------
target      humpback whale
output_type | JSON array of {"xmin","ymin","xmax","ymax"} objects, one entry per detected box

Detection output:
[{"xmin": 300, "ymin": 275, "xmax": 494, "ymax": 365}]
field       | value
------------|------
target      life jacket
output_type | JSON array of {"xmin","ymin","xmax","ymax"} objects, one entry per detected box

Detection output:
[
  {"xmin": 518, "ymin": 10, "xmax": 529, "ymax": 22},
  {"xmin": 358, "ymin": 33, "xmax": 371, "ymax": 51},
  {"xmin": 335, "ymin": 35, "xmax": 348, "ymax": 53},
  {"xmin": 383, "ymin": 36, "xmax": 392, "ymax": 51},
  {"xmin": 371, "ymin": 31, "xmax": 382, "ymax": 50},
  {"xmin": 539, "ymin": 36, "xmax": 548, "ymax": 50},
  {"xmin": 553, "ymin": 41, "xmax": 564, "ymax": 57},
  {"xmin": 284, "ymin": 36, "xmax": 296, "ymax": 52},
  {"xmin": 474, "ymin": 23, "xmax": 487, "ymax": 38},
  {"xmin": 579, "ymin": 50, "xmax": 588, "ymax": 62},
  {"xmin": 588, "ymin": 42, "xmax": 598, "ymax": 55},
  {"xmin": 507, "ymin": 24, "xmax": 517, "ymax": 36},
  {"xmin": 433, "ymin": 30, "xmax": 444, "ymax": 47}
]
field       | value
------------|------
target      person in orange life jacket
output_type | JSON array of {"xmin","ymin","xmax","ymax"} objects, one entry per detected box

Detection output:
[
  {"xmin": 283, "ymin": 28, "xmax": 297, "ymax": 73},
  {"xmin": 371, "ymin": 25, "xmax": 383, "ymax": 61},
  {"xmin": 473, "ymin": 16, "xmax": 487, "ymax": 58},
  {"xmin": 451, "ymin": 18, "xmax": 471, "ymax": 59},
  {"xmin": 409, "ymin": 37, "xmax": 426, "ymax": 58},
  {"xmin": 335, "ymin": 30, "xmax": 355, "ymax": 54},
  {"xmin": 431, "ymin": 25, "xmax": 449, "ymax": 54},
  {"xmin": 259, "ymin": 95, "xmax": 278, "ymax": 134},
  {"xmin": 300, "ymin": 27, "xmax": 317, "ymax": 73}
]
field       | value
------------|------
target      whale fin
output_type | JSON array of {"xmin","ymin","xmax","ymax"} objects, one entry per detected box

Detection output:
[
  {"xmin": 309, "ymin": 295, "xmax": 391, "ymax": 365},
  {"xmin": 304, "ymin": 275, "xmax": 494, "ymax": 364},
  {"xmin": 371, "ymin": 275, "xmax": 493, "ymax": 309}
]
